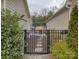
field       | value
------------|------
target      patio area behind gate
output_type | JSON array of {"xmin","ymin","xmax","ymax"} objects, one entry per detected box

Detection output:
[{"xmin": 24, "ymin": 30, "xmax": 68, "ymax": 54}]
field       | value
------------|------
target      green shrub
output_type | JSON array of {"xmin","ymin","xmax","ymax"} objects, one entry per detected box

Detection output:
[
  {"xmin": 1, "ymin": 9, "xmax": 23, "ymax": 59},
  {"xmin": 50, "ymin": 41, "xmax": 76, "ymax": 59},
  {"xmin": 66, "ymin": 5, "xmax": 78, "ymax": 55}
]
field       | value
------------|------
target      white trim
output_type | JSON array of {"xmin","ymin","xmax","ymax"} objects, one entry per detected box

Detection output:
[{"xmin": 3, "ymin": 0, "xmax": 6, "ymax": 9}]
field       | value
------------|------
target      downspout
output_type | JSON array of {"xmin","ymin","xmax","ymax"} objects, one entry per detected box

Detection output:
[
  {"xmin": 23, "ymin": 0, "xmax": 30, "ymax": 18},
  {"xmin": 23, "ymin": 0, "xmax": 32, "ymax": 30}
]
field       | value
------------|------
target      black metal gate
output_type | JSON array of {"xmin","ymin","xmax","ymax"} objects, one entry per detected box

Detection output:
[
  {"xmin": 24, "ymin": 30, "xmax": 50, "ymax": 54},
  {"xmin": 24, "ymin": 30, "xmax": 68, "ymax": 54}
]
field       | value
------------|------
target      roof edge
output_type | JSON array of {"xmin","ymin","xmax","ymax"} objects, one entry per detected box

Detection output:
[{"xmin": 46, "ymin": 1, "xmax": 69, "ymax": 23}]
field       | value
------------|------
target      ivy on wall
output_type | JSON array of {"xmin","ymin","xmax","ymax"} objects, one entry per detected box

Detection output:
[
  {"xmin": 67, "ymin": 5, "xmax": 78, "ymax": 52},
  {"xmin": 67, "ymin": 5, "xmax": 78, "ymax": 58}
]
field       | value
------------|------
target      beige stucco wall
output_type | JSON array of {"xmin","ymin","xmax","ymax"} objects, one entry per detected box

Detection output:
[
  {"xmin": 71, "ymin": 0, "xmax": 78, "ymax": 6},
  {"xmin": 1, "ymin": 0, "xmax": 32, "ymax": 30},
  {"xmin": 47, "ymin": 9, "xmax": 69, "ymax": 30}
]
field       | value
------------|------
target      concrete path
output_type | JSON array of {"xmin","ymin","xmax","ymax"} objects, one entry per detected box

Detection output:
[{"xmin": 22, "ymin": 54, "xmax": 53, "ymax": 59}]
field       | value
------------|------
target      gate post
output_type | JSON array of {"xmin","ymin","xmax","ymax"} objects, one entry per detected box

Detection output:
[
  {"xmin": 47, "ymin": 30, "xmax": 51, "ymax": 53},
  {"xmin": 24, "ymin": 30, "xmax": 27, "ymax": 54}
]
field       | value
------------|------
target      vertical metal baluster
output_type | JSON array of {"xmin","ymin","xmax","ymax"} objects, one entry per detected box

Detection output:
[
  {"xmin": 50, "ymin": 30, "xmax": 52, "ymax": 53},
  {"xmin": 33, "ymin": 30, "xmax": 34, "ymax": 53},
  {"xmin": 27, "ymin": 30, "xmax": 28, "ymax": 53},
  {"xmin": 62, "ymin": 30, "xmax": 63, "ymax": 40},
  {"xmin": 58, "ymin": 30, "xmax": 59, "ymax": 42},
  {"xmin": 42, "ymin": 30, "xmax": 44, "ymax": 53},
  {"xmin": 26, "ymin": 30, "xmax": 27, "ymax": 53},
  {"xmin": 56, "ymin": 30, "xmax": 57, "ymax": 42},
  {"xmin": 62, "ymin": 30, "xmax": 63, "ymax": 41},
  {"xmin": 29, "ymin": 30, "xmax": 33, "ymax": 53},
  {"xmin": 54, "ymin": 30, "xmax": 55, "ymax": 42},
  {"xmin": 56, "ymin": 30, "xmax": 58, "ymax": 42},
  {"xmin": 57, "ymin": 30, "xmax": 58, "ymax": 42},
  {"xmin": 32, "ymin": 30, "xmax": 33, "ymax": 53},
  {"xmin": 52, "ymin": 30, "xmax": 53, "ymax": 42},
  {"xmin": 46, "ymin": 30, "xmax": 47, "ymax": 53},
  {"xmin": 59, "ymin": 30, "xmax": 60, "ymax": 42},
  {"xmin": 61, "ymin": 30, "xmax": 62, "ymax": 41},
  {"xmin": 24, "ymin": 30, "xmax": 25, "ymax": 54},
  {"xmin": 34, "ymin": 30, "xmax": 35, "ymax": 53},
  {"xmin": 28, "ymin": 30, "xmax": 29, "ymax": 53},
  {"xmin": 49, "ymin": 30, "xmax": 50, "ymax": 53},
  {"xmin": 51, "ymin": 30, "xmax": 52, "ymax": 42},
  {"xmin": 53, "ymin": 30, "xmax": 55, "ymax": 42},
  {"xmin": 60, "ymin": 30, "xmax": 61, "ymax": 41},
  {"xmin": 60, "ymin": 30, "xmax": 62, "ymax": 40},
  {"xmin": 63, "ymin": 30, "xmax": 64, "ymax": 40},
  {"xmin": 42, "ymin": 30, "xmax": 43, "ymax": 53},
  {"xmin": 36, "ymin": 30, "xmax": 37, "ymax": 53},
  {"xmin": 26, "ymin": 30, "xmax": 28, "ymax": 53}
]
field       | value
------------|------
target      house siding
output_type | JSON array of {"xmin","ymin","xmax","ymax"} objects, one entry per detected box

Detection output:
[
  {"xmin": 1, "ymin": 0, "xmax": 32, "ymax": 30},
  {"xmin": 47, "ymin": 9, "xmax": 69, "ymax": 30}
]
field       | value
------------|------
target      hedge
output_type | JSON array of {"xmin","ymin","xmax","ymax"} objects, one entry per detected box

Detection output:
[{"xmin": 1, "ymin": 9, "xmax": 23, "ymax": 59}]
